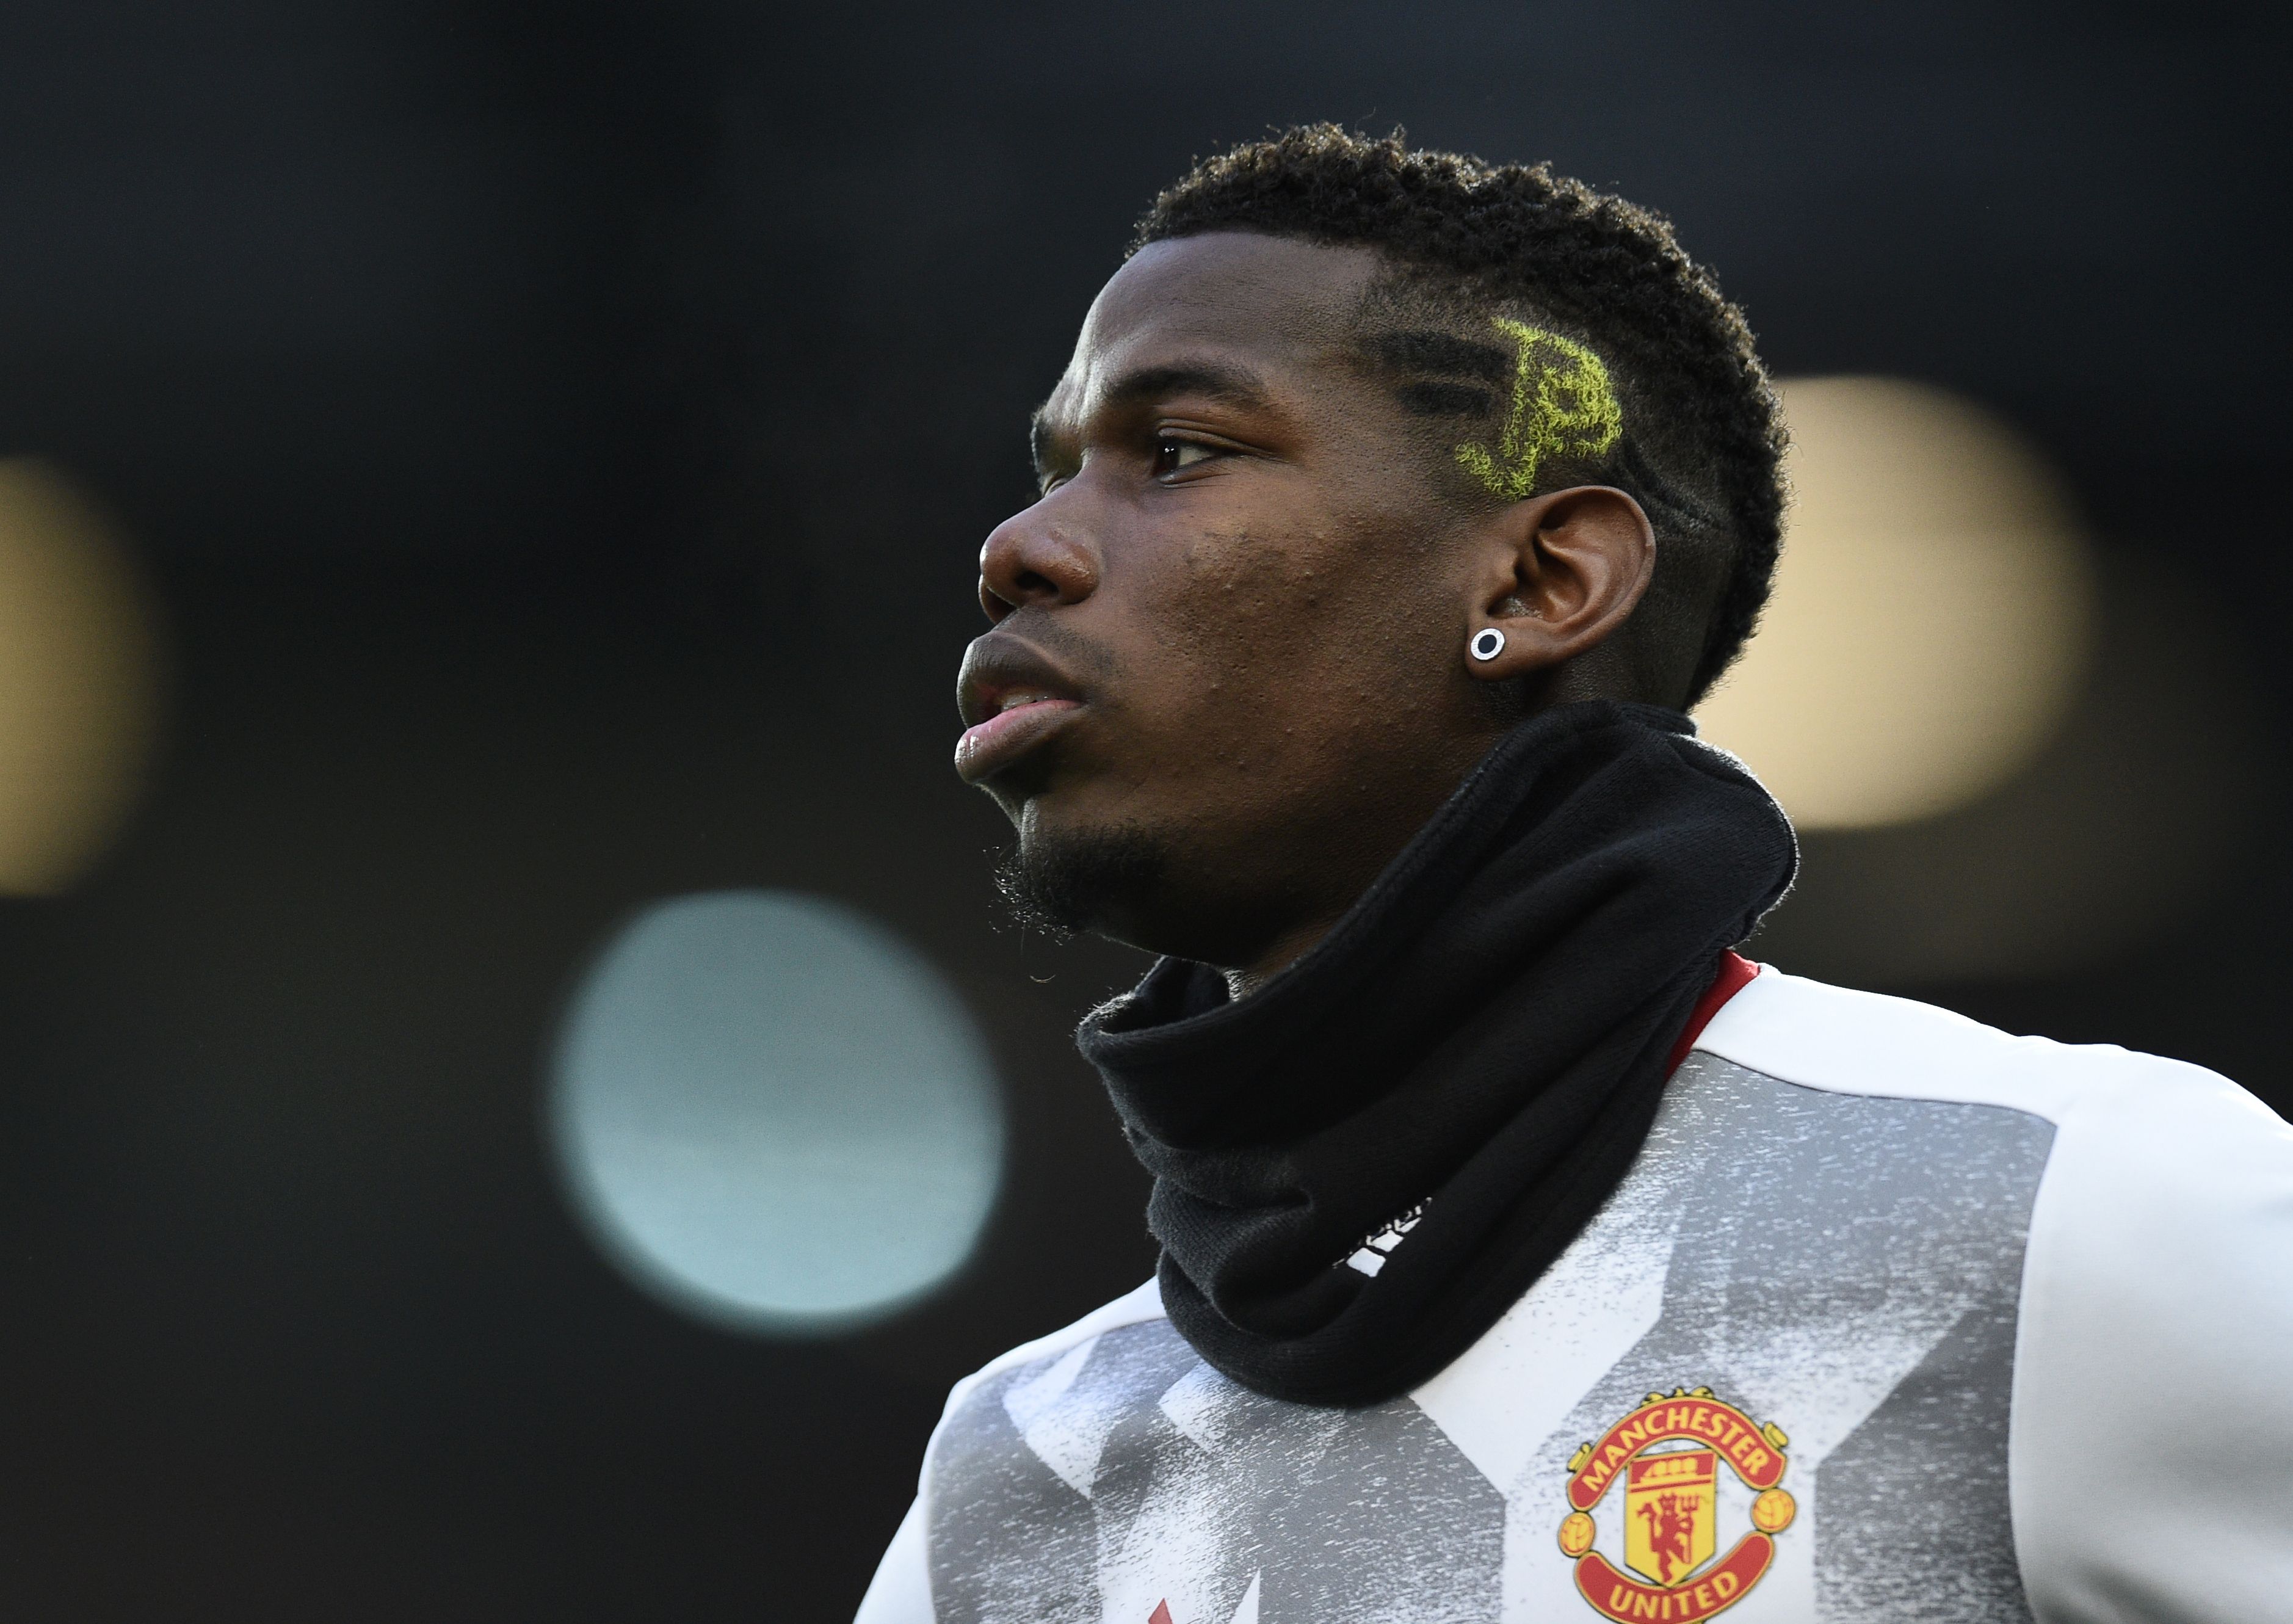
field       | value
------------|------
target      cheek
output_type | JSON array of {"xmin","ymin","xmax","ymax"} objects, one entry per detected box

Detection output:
[
  {"xmin": 1129, "ymin": 519, "xmax": 1451, "ymax": 755},
  {"xmin": 1147, "ymin": 527, "xmax": 1331, "ymax": 694}
]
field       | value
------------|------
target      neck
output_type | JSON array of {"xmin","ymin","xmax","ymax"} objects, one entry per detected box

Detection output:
[
  {"xmin": 1207, "ymin": 690, "xmax": 1637, "ymax": 1002},
  {"xmin": 1220, "ymin": 912, "xmax": 1344, "ymax": 1001},
  {"xmin": 1208, "ymin": 736, "xmax": 1520, "ymax": 1001}
]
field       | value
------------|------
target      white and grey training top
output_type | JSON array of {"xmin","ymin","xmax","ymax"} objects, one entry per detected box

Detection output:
[{"xmin": 855, "ymin": 966, "xmax": 2293, "ymax": 1624}]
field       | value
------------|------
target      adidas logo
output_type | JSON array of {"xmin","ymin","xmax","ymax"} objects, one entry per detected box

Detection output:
[{"xmin": 1342, "ymin": 1197, "xmax": 1429, "ymax": 1277}]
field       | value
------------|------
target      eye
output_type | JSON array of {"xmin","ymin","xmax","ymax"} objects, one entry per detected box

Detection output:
[{"xmin": 1153, "ymin": 437, "xmax": 1222, "ymax": 477}]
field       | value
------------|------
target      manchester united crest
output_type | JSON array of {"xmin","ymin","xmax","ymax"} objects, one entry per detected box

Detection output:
[{"xmin": 1557, "ymin": 1387, "xmax": 1796, "ymax": 1622}]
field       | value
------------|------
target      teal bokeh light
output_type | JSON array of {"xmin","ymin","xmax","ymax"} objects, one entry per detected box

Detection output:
[{"xmin": 549, "ymin": 890, "xmax": 1004, "ymax": 1333}]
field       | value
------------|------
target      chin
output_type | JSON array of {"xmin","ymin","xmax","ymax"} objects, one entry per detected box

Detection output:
[{"xmin": 995, "ymin": 817, "xmax": 1170, "ymax": 941}]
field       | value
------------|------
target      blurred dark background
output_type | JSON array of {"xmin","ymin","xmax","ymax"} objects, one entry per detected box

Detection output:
[{"xmin": 0, "ymin": 2, "xmax": 2285, "ymax": 1617}]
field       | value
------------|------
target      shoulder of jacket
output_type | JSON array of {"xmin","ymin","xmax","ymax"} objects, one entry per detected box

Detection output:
[
  {"xmin": 1695, "ymin": 965, "xmax": 2275, "ymax": 1140},
  {"xmin": 932, "ymin": 1275, "xmax": 1167, "ymax": 1430}
]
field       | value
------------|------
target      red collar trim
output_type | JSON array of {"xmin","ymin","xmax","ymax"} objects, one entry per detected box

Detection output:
[{"xmin": 1664, "ymin": 951, "xmax": 1759, "ymax": 1077}]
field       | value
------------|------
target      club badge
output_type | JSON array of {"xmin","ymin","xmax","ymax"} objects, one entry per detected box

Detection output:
[{"xmin": 1557, "ymin": 1387, "xmax": 1796, "ymax": 1622}]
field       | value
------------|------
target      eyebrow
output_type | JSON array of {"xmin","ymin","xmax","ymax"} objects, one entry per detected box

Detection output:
[
  {"xmin": 1100, "ymin": 360, "xmax": 1274, "ymax": 410},
  {"xmin": 1030, "ymin": 359, "xmax": 1276, "ymax": 476}
]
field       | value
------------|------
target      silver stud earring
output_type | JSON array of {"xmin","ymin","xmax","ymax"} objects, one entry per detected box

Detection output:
[{"xmin": 1469, "ymin": 628, "xmax": 1506, "ymax": 662}]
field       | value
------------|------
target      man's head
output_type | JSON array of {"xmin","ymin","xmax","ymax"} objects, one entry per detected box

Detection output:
[{"xmin": 956, "ymin": 127, "xmax": 1785, "ymax": 985}]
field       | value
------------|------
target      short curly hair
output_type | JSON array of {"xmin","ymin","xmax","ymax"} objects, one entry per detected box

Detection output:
[{"xmin": 1134, "ymin": 126, "xmax": 1786, "ymax": 709}]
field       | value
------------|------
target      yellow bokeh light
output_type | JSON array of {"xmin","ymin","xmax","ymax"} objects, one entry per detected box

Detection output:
[
  {"xmin": 0, "ymin": 459, "xmax": 162, "ymax": 893},
  {"xmin": 1695, "ymin": 377, "xmax": 2097, "ymax": 829}
]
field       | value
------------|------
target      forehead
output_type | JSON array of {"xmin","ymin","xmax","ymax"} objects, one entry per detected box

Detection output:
[{"xmin": 1046, "ymin": 233, "xmax": 1383, "ymax": 418}]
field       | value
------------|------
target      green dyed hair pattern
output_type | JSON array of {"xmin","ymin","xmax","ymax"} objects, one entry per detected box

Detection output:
[{"xmin": 1452, "ymin": 318, "xmax": 1623, "ymax": 501}]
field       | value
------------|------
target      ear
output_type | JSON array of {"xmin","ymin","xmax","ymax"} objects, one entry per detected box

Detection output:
[{"xmin": 1462, "ymin": 485, "xmax": 1655, "ymax": 681}]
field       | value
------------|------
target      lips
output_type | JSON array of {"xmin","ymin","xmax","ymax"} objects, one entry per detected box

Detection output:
[
  {"xmin": 955, "ymin": 694, "xmax": 1084, "ymax": 781},
  {"xmin": 955, "ymin": 636, "xmax": 1087, "ymax": 783}
]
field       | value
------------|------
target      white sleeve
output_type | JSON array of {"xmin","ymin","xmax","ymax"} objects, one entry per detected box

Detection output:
[
  {"xmin": 2010, "ymin": 1046, "xmax": 2293, "ymax": 1622},
  {"xmin": 852, "ymin": 1495, "xmax": 932, "ymax": 1624}
]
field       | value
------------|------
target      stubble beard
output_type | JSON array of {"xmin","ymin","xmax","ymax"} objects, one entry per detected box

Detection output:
[{"xmin": 993, "ymin": 819, "xmax": 1170, "ymax": 941}]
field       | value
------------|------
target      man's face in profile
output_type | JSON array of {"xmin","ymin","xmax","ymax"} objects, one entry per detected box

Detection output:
[{"xmin": 954, "ymin": 233, "xmax": 1504, "ymax": 970}]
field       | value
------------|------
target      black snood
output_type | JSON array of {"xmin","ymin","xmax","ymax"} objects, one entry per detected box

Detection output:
[{"xmin": 1077, "ymin": 701, "xmax": 1797, "ymax": 1407}]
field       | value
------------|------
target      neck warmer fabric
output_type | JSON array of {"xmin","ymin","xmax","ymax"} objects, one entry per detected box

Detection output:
[{"xmin": 1076, "ymin": 700, "xmax": 1797, "ymax": 1407}]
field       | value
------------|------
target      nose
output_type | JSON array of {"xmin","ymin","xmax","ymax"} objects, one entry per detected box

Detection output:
[{"xmin": 978, "ymin": 496, "xmax": 1099, "ymax": 623}]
